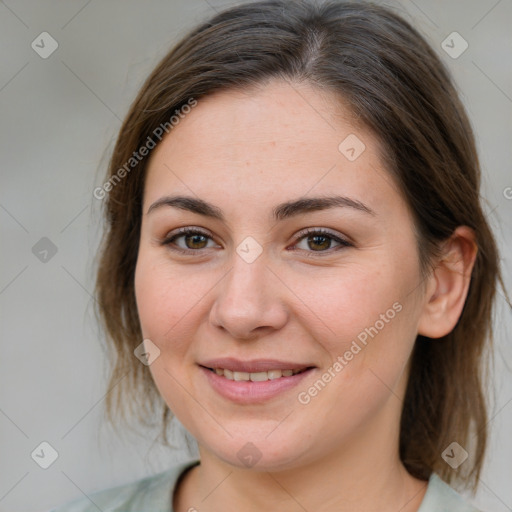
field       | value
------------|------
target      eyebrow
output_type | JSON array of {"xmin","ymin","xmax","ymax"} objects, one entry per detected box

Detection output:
[{"xmin": 147, "ymin": 194, "xmax": 376, "ymax": 221}]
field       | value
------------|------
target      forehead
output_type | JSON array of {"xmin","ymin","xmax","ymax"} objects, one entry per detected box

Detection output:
[{"xmin": 143, "ymin": 80, "xmax": 398, "ymax": 218}]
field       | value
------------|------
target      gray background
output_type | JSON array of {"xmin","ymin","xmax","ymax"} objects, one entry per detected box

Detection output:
[{"xmin": 0, "ymin": 1, "xmax": 511, "ymax": 511}]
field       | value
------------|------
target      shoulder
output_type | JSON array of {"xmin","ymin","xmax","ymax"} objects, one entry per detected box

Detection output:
[
  {"xmin": 419, "ymin": 473, "xmax": 484, "ymax": 512},
  {"xmin": 48, "ymin": 458, "xmax": 200, "ymax": 512}
]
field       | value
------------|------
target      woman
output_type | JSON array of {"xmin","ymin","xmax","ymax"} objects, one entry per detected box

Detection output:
[{"xmin": 52, "ymin": 1, "xmax": 508, "ymax": 510}]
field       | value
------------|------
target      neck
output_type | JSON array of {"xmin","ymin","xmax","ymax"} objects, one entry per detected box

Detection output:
[{"xmin": 174, "ymin": 411, "xmax": 428, "ymax": 512}]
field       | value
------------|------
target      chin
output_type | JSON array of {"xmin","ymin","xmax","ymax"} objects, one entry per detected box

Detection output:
[{"xmin": 199, "ymin": 434, "xmax": 311, "ymax": 472}]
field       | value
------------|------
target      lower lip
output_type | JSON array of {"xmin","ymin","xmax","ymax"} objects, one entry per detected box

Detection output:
[{"xmin": 200, "ymin": 366, "xmax": 315, "ymax": 404}]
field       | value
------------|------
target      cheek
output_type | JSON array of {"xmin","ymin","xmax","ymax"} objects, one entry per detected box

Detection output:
[
  {"xmin": 134, "ymin": 251, "xmax": 204, "ymax": 349},
  {"xmin": 298, "ymin": 287, "xmax": 415, "ymax": 443},
  {"xmin": 303, "ymin": 256, "xmax": 419, "ymax": 387},
  {"xmin": 135, "ymin": 251, "xmax": 191, "ymax": 360},
  {"xmin": 296, "ymin": 263, "xmax": 400, "ymax": 344},
  {"xmin": 134, "ymin": 253, "xmax": 203, "ymax": 412}
]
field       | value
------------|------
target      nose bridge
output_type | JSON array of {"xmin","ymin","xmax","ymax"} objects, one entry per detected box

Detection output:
[
  {"xmin": 221, "ymin": 249, "xmax": 270, "ymax": 314},
  {"xmin": 210, "ymin": 244, "xmax": 287, "ymax": 338}
]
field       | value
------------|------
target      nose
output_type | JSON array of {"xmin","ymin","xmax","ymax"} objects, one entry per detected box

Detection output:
[{"xmin": 209, "ymin": 250, "xmax": 288, "ymax": 340}]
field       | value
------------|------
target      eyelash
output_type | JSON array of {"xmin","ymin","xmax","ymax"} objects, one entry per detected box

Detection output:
[{"xmin": 160, "ymin": 227, "xmax": 353, "ymax": 258}]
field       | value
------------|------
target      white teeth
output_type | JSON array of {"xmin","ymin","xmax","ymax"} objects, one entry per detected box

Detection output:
[
  {"xmin": 212, "ymin": 368, "xmax": 305, "ymax": 381},
  {"xmin": 249, "ymin": 372, "xmax": 268, "ymax": 382}
]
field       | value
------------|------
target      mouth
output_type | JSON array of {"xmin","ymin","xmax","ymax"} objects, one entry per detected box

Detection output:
[
  {"xmin": 198, "ymin": 358, "xmax": 316, "ymax": 404},
  {"xmin": 201, "ymin": 366, "xmax": 312, "ymax": 381}
]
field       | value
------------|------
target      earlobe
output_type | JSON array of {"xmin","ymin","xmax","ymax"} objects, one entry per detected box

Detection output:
[{"xmin": 417, "ymin": 226, "xmax": 478, "ymax": 339}]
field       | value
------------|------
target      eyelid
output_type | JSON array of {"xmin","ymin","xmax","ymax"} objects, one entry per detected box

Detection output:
[{"xmin": 293, "ymin": 227, "xmax": 352, "ymax": 245}]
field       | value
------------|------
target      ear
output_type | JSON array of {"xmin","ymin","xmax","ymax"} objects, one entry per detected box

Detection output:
[{"xmin": 417, "ymin": 226, "xmax": 478, "ymax": 339}]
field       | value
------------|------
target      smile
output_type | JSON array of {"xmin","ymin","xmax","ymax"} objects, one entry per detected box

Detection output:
[
  {"xmin": 206, "ymin": 367, "xmax": 308, "ymax": 381},
  {"xmin": 199, "ymin": 363, "xmax": 315, "ymax": 404}
]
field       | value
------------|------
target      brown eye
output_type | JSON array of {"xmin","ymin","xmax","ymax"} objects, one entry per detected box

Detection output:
[
  {"xmin": 183, "ymin": 233, "xmax": 209, "ymax": 249},
  {"xmin": 292, "ymin": 228, "xmax": 352, "ymax": 257},
  {"xmin": 162, "ymin": 227, "xmax": 218, "ymax": 254},
  {"xmin": 305, "ymin": 234, "xmax": 332, "ymax": 251}
]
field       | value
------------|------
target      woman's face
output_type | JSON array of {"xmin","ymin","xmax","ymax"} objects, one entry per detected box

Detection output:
[{"xmin": 135, "ymin": 80, "xmax": 429, "ymax": 471}]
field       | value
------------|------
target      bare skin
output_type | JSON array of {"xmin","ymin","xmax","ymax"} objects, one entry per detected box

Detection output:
[{"xmin": 134, "ymin": 80, "xmax": 477, "ymax": 512}]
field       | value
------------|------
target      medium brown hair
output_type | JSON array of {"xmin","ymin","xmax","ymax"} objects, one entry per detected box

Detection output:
[{"xmin": 94, "ymin": 0, "xmax": 508, "ymax": 491}]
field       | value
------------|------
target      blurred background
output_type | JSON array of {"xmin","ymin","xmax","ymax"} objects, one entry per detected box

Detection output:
[{"xmin": 0, "ymin": 1, "xmax": 511, "ymax": 510}]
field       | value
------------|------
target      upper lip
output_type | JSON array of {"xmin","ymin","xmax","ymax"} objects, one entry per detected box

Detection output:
[{"xmin": 199, "ymin": 358, "xmax": 315, "ymax": 373}]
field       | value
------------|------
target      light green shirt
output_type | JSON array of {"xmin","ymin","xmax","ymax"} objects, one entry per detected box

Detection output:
[{"xmin": 50, "ymin": 457, "xmax": 482, "ymax": 511}]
